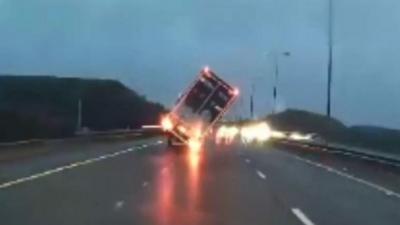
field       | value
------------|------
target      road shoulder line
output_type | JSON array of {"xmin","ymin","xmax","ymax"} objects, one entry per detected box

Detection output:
[{"xmin": 293, "ymin": 155, "xmax": 400, "ymax": 199}]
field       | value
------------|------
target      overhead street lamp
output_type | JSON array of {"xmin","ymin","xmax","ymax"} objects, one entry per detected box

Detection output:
[
  {"xmin": 267, "ymin": 51, "xmax": 291, "ymax": 114},
  {"xmin": 326, "ymin": 0, "xmax": 334, "ymax": 118},
  {"xmin": 250, "ymin": 83, "xmax": 255, "ymax": 119}
]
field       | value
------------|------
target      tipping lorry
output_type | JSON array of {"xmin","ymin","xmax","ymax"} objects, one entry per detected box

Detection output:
[{"xmin": 161, "ymin": 67, "xmax": 239, "ymax": 150}]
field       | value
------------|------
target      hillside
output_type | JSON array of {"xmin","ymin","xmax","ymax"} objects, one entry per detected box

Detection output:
[
  {"xmin": 266, "ymin": 109, "xmax": 400, "ymax": 154},
  {"xmin": 0, "ymin": 75, "xmax": 165, "ymax": 142}
]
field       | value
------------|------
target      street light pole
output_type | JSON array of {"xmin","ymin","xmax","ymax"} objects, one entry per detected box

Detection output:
[
  {"xmin": 271, "ymin": 51, "xmax": 290, "ymax": 114},
  {"xmin": 250, "ymin": 83, "xmax": 255, "ymax": 119},
  {"xmin": 327, "ymin": 0, "xmax": 333, "ymax": 117},
  {"xmin": 273, "ymin": 54, "xmax": 279, "ymax": 114}
]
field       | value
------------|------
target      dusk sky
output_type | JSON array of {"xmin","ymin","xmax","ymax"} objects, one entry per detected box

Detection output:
[{"xmin": 0, "ymin": 0, "xmax": 400, "ymax": 128}]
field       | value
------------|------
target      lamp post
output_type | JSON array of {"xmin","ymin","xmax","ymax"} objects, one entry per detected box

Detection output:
[
  {"xmin": 326, "ymin": 0, "xmax": 333, "ymax": 118},
  {"xmin": 250, "ymin": 83, "xmax": 255, "ymax": 119},
  {"xmin": 269, "ymin": 51, "xmax": 290, "ymax": 113}
]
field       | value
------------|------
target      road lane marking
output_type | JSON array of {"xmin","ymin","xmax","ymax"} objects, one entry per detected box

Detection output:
[
  {"xmin": 114, "ymin": 201, "xmax": 125, "ymax": 211},
  {"xmin": 142, "ymin": 181, "xmax": 149, "ymax": 187},
  {"xmin": 245, "ymin": 158, "xmax": 251, "ymax": 164},
  {"xmin": 256, "ymin": 170, "xmax": 266, "ymax": 179},
  {"xmin": 0, "ymin": 147, "xmax": 139, "ymax": 190},
  {"xmin": 291, "ymin": 208, "xmax": 315, "ymax": 225},
  {"xmin": 142, "ymin": 144, "xmax": 148, "ymax": 148},
  {"xmin": 293, "ymin": 155, "xmax": 400, "ymax": 199}
]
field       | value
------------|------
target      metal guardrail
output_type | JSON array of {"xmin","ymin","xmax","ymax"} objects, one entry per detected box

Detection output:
[
  {"xmin": 0, "ymin": 129, "xmax": 150, "ymax": 147},
  {"xmin": 277, "ymin": 139, "xmax": 400, "ymax": 167},
  {"xmin": 0, "ymin": 139, "xmax": 44, "ymax": 147}
]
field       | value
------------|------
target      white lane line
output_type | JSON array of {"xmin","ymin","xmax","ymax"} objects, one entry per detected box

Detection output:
[
  {"xmin": 142, "ymin": 181, "xmax": 149, "ymax": 187},
  {"xmin": 0, "ymin": 147, "xmax": 139, "ymax": 190},
  {"xmin": 157, "ymin": 140, "xmax": 163, "ymax": 144},
  {"xmin": 256, "ymin": 170, "xmax": 266, "ymax": 180},
  {"xmin": 293, "ymin": 155, "xmax": 400, "ymax": 199},
  {"xmin": 142, "ymin": 144, "xmax": 148, "ymax": 148},
  {"xmin": 291, "ymin": 208, "xmax": 315, "ymax": 225},
  {"xmin": 245, "ymin": 158, "xmax": 251, "ymax": 164},
  {"xmin": 114, "ymin": 200, "xmax": 125, "ymax": 211}
]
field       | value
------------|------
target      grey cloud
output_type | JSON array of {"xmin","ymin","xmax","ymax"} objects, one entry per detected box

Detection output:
[{"xmin": 0, "ymin": 0, "xmax": 399, "ymax": 128}]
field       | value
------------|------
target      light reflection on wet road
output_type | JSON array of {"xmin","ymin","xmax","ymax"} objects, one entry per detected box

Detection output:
[{"xmin": 147, "ymin": 147, "xmax": 205, "ymax": 225}]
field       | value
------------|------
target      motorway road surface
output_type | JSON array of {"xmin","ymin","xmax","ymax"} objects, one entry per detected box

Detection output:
[{"xmin": 1, "ymin": 137, "xmax": 400, "ymax": 225}]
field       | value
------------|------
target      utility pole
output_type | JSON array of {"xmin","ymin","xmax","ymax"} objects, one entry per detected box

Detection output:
[
  {"xmin": 76, "ymin": 98, "xmax": 82, "ymax": 132},
  {"xmin": 327, "ymin": 0, "xmax": 333, "ymax": 117}
]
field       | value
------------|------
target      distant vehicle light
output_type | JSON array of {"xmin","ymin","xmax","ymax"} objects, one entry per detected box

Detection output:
[
  {"xmin": 161, "ymin": 116, "xmax": 173, "ymax": 131},
  {"xmin": 240, "ymin": 122, "xmax": 271, "ymax": 143},
  {"xmin": 289, "ymin": 132, "xmax": 312, "ymax": 141},
  {"xmin": 271, "ymin": 131, "xmax": 287, "ymax": 139},
  {"xmin": 216, "ymin": 125, "xmax": 239, "ymax": 145}
]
